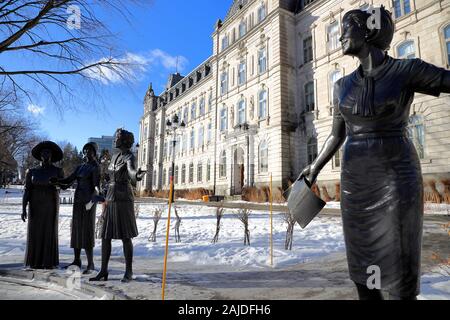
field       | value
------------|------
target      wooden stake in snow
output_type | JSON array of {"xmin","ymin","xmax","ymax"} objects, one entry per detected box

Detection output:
[
  {"xmin": 270, "ymin": 173, "xmax": 274, "ymax": 266},
  {"xmin": 162, "ymin": 176, "xmax": 174, "ymax": 301}
]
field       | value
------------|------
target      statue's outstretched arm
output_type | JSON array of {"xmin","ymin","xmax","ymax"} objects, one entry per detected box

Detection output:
[{"xmin": 301, "ymin": 82, "xmax": 346, "ymax": 184}]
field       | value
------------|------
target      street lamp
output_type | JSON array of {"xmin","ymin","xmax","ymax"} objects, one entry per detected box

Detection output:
[{"xmin": 166, "ymin": 114, "xmax": 186, "ymax": 202}]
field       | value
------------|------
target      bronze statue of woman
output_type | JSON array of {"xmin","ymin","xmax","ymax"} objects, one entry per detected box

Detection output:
[
  {"xmin": 51, "ymin": 142, "xmax": 100, "ymax": 274},
  {"xmin": 301, "ymin": 6, "xmax": 450, "ymax": 300},
  {"xmin": 90, "ymin": 129, "xmax": 145, "ymax": 283},
  {"xmin": 22, "ymin": 141, "xmax": 64, "ymax": 269}
]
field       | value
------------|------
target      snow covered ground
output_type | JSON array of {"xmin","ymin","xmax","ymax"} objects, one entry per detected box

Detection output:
[
  {"xmin": 0, "ymin": 186, "xmax": 449, "ymax": 299},
  {"xmin": 0, "ymin": 187, "xmax": 345, "ymax": 268}
]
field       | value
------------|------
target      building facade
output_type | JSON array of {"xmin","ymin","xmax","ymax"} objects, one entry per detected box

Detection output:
[{"xmin": 138, "ymin": 0, "xmax": 450, "ymax": 197}]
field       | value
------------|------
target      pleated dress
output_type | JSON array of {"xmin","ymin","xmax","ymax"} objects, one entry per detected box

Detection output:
[
  {"xmin": 101, "ymin": 151, "xmax": 139, "ymax": 240},
  {"xmin": 334, "ymin": 56, "xmax": 447, "ymax": 297}
]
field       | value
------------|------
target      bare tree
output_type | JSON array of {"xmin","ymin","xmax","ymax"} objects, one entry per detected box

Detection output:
[
  {"xmin": 0, "ymin": 0, "xmax": 152, "ymax": 111},
  {"xmin": 173, "ymin": 206, "xmax": 181, "ymax": 243},
  {"xmin": 236, "ymin": 209, "xmax": 251, "ymax": 246},
  {"xmin": 212, "ymin": 206, "xmax": 224, "ymax": 244},
  {"xmin": 149, "ymin": 206, "xmax": 163, "ymax": 242},
  {"xmin": 283, "ymin": 212, "xmax": 296, "ymax": 251}
]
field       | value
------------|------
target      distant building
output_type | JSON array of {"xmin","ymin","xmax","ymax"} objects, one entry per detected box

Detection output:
[
  {"xmin": 138, "ymin": 0, "xmax": 450, "ymax": 197},
  {"xmin": 88, "ymin": 136, "xmax": 114, "ymax": 155}
]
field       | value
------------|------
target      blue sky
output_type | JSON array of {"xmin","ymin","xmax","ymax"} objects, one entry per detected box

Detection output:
[{"xmin": 6, "ymin": 0, "xmax": 232, "ymax": 150}]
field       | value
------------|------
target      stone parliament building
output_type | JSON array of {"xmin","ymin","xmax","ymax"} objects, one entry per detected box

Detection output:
[{"xmin": 137, "ymin": 0, "xmax": 450, "ymax": 197}]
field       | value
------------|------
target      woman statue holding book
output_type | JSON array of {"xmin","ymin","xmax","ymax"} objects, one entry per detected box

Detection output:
[
  {"xmin": 51, "ymin": 142, "xmax": 100, "ymax": 274},
  {"xmin": 301, "ymin": 6, "xmax": 450, "ymax": 300},
  {"xmin": 90, "ymin": 128, "xmax": 145, "ymax": 283}
]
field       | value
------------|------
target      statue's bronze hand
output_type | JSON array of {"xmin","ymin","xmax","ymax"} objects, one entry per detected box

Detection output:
[
  {"xmin": 300, "ymin": 165, "xmax": 318, "ymax": 185},
  {"xmin": 21, "ymin": 209, "xmax": 27, "ymax": 222}
]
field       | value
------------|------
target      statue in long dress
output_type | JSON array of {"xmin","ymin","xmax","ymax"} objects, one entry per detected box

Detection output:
[
  {"xmin": 301, "ymin": 6, "xmax": 450, "ymax": 300},
  {"xmin": 22, "ymin": 141, "xmax": 64, "ymax": 269}
]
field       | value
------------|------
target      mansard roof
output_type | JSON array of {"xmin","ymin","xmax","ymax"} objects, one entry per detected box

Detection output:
[{"xmin": 224, "ymin": 0, "xmax": 249, "ymax": 22}]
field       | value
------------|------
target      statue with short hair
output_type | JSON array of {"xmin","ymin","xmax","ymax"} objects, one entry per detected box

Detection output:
[{"xmin": 301, "ymin": 6, "xmax": 450, "ymax": 300}]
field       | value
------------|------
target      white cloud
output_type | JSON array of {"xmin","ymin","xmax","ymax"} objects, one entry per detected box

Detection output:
[
  {"xmin": 27, "ymin": 104, "xmax": 45, "ymax": 116},
  {"xmin": 84, "ymin": 50, "xmax": 188, "ymax": 85},
  {"xmin": 147, "ymin": 49, "xmax": 188, "ymax": 72}
]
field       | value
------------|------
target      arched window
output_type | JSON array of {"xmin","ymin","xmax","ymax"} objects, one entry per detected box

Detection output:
[
  {"xmin": 197, "ymin": 162, "xmax": 203, "ymax": 182},
  {"xmin": 189, "ymin": 163, "xmax": 194, "ymax": 183},
  {"xmin": 329, "ymin": 71, "xmax": 341, "ymax": 103},
  {"xmin": 239, "ymin": 19, "xmax": 247, "ymax": 38},
  {"xmin": 163, "ymin": 168, "xmax": 167, "ymax": 186},
  {"xmin": 258, "ymin": 89, "xmax": 267, "ymax": 118},
  {"xmin": 304, "ymin": 81, "xmax": 315, "ymax": 112},
  {"xmin": 333, "ymin": 148, "xmax": 343, "ymax": 169},
  {"xmin": 237, "ymin": 99, "xmax": 246, "ymax": 124},
  {"xmin": 181, "ymin": 164, "xmax": 186, "ymax": 184},
  {"xmin": 259, "ymin": 141, "xmax": 268, "ymax": 173},
  {"xmin": 407, "ymin": 114, "xmax": 425, "ymax": 159},
  {"xmin": 220, "ymin": 107, "xmax": 228, "ymax": 131},
  {"xmin": 199, "ymin": 98, "xmax": 206, "ymax": 116},
  {"xmin": 444, "ymin": 24, "xmax": 450, "ymax": 65},
  {"xmin": 219, "ymin": 151, "xmax": 227, "ymax": 178},
  {"xmin": 257, "ymin": 2, "xmax": 266, "ymax": 23},
  {"xmin": 307, "ymin": 137, "xmax": 318, "ymax": 165},
  {"xmin": 397, "ymin": 40, "xmax": 416, "ymax": 59}
]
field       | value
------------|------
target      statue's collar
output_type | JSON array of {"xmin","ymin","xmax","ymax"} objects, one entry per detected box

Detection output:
[{"xmin": 355, "ymin": 54, "xmax": 392, "ymax": 81}]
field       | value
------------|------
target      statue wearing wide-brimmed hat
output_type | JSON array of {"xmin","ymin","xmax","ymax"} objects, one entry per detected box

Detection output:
[{"xmin": 22, "ymin": 141, "xmax": 64, "ymax": 269}]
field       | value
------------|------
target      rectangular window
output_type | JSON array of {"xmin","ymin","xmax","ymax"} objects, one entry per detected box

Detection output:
[
  {"xmin": 197, "ymin": 163, "xmax": 203, "ymax": 182},
  {"xmin": 198, "ymin": 127, "xmax": 204, "ymax": 148},
  {"xmin": 238, "ymin": 62, "xmax": 246, "ymax": 86},
  {"xmin": 220, "ymin": 108, "xmax": 228, "ymax": 132},
  {"xmin": 207, "ymin": 162, "xmax": 211, "ymax": 181},
  {"xmin": 220, "ymin": 72, "xmax": 228, "ymax": 96},
  {"xmin": 189, "ymin": 164, "xmax": 194, "ymax": 183},
  {"xmin": 305, "ymin": 82, "xmax": 315, "ymax": 112},
  {"xmin": 207, "ymin": 122, "xmax": 212, "ymax": 143},
  {"xmin": 394, "ymin": 0, "xmax": 411, "ymax": 19},
  {"xmin": 222, "ymin": 35, "xmax": 229, "ymax": 51},
  {"xmin": 303, "ymin": 36, "xmax": 313, "ymax": 64},
  {"xmin": 190, "ymin": 130, "xmax": 195, "ymax": 151},
  {"xmin": 327, "ymin": 22, "xmax": 340, "ymax": 52},
  {"xmin": 257, "ymin": 4, "xmax": 266, "ymax": 23},
  {"xmin": 258, "ymin": 49, "xmax": 267, "ymax": 74}
]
